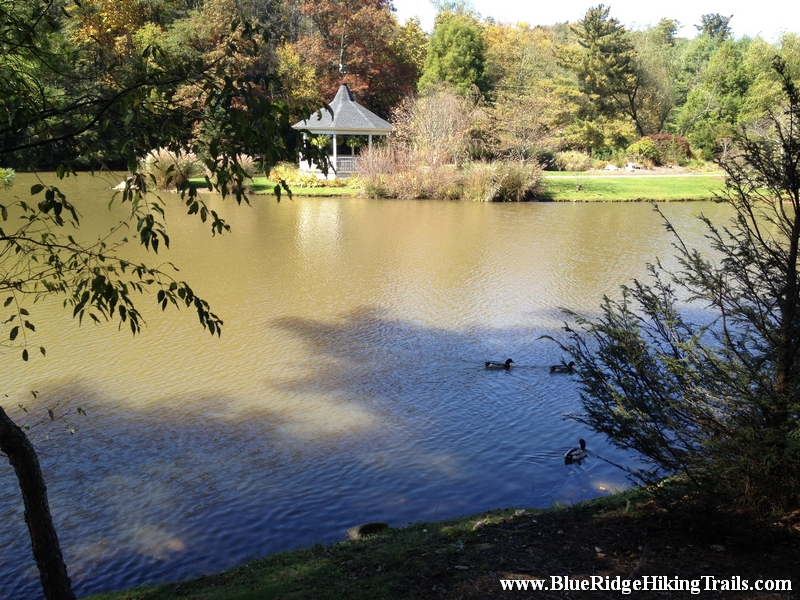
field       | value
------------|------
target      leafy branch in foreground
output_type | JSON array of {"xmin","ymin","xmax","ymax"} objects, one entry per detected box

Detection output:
[
  {"xmin": 0, "ymin": 2, "xmax": 328, "ymax": 598},
  {"xmin": 555, "ymin": 58, "xmax": 800, "ymax": 512}
]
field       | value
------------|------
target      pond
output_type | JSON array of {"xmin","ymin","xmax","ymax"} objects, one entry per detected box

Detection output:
[{"xmin": 0, "ymin": 173, "xmax": 731, "ymax": 598}]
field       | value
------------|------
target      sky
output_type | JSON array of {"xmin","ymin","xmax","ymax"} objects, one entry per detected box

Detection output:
[{"xmin": 393, "ymin": 0, "xmax": 799, "ymax": 41}]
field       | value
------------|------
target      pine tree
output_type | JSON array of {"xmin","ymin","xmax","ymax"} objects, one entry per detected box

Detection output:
[{"xmin": 559, "ymin": 59, "xmax": 800, "ymax": 511}]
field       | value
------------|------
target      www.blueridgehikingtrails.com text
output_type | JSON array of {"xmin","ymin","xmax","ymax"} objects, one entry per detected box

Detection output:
[{"xmin": 500, "ymin": 576, "xmax": 793, "ymax": 594}]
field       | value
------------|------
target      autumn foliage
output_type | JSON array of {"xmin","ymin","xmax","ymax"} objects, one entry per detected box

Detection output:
[{"xmin": 290, "ymin": 0, "xmax": 422, "ymax": 116}]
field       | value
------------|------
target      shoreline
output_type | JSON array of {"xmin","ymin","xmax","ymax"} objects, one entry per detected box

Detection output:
[{"xmin": 84, "ymin": 484, "xmax": 799, "ymax": 600}]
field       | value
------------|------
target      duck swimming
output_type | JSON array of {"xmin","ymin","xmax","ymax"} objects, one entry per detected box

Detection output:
[
  {"xmin": 565, "ymin": 439, "xmax": 587, "ymax": 462},
  {"xmin": 550, "ymin": 361, "xmax": 575, "ymax": 373},
  {"xmin": 485, "ymin": 358, "xmax": 514, "ymax": 369}
]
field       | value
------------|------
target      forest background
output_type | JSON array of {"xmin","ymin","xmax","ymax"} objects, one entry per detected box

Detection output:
[{"xmin": 3, "ymin": 0, "xmax": 800, "ymax": 177}]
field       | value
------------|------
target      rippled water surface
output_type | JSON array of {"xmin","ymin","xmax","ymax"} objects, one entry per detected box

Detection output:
[{"xmin": 0, "ymin": 174, "xmax": 731, "ymax": 598}]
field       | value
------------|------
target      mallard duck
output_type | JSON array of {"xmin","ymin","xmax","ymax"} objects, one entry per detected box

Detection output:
[
  {"xmin": 550, "ymin": 361, "xmax": 575, "ymax": 373},
  {"xmin": 565, "ymin": 439, "xmax": 587, "ymax": 462},
  {"xmin": 485, "ymin": 358, "xmax": 514, "ymax": 369}
]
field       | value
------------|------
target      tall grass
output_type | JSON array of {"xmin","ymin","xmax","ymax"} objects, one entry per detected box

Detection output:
[
  {"xmin": 359, "ymin": 147, "xmax": 543, "ymax": 201},
  {"xmin": 554, "ymin": 151, "xmax": 593, "ymax": 172},
  {"xmin": 140, "ymin": 148, "xmax": 202, "ymax": 190}
]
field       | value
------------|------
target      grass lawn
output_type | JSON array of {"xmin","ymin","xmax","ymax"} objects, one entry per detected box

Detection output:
[
  {"xmin": 541, "ymin": 172, "xmax": 726, "ymax": 201},
  {"xmin": 84, "ymin": 484, "xmax": 799, "ymax": 600},
  {"xmin": 250, "ymin": 177, "xmax": 359, "ymax": 197},
  {"xmin": 194, "ymin": 174, "xmax": 727, "ymax": 201}
]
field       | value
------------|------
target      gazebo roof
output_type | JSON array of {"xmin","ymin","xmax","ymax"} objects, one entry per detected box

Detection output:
[{"xmin": 292, "ymin": 84, "xmax": 392, "ymax": 136}]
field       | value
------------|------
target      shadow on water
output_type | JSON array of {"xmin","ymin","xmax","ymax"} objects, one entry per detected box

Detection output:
[{"xmin": 1, "ymin": 309, "xmax": 644, "ymax": 599}]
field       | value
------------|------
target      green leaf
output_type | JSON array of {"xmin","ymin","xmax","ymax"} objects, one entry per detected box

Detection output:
[
  {"xmin": 30, "ymin": 184, "xmax": 44, "ymax": 195},
  {"xmin": 22, "ymin": 349, "xmax": 28, "ymax": 361},
  {"xmin": 9, "ymin": 325, "xmax": 19, "ymax": 341},
  {"xmin": 40, "ymin": 347, "xmax": 46, "ymax": 357},
  {"xmin": 3, "ymin": 297, "xmax": 12, "ymax": 307}
]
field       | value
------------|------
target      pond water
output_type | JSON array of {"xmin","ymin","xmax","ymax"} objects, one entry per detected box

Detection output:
[{"xmin": 0, "ymin": 173, "xmax": 730, "ymax": 598}]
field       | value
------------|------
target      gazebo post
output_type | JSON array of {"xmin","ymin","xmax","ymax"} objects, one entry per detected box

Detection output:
[
  {"xmin": 332, "ymin": 133, "xmax": 338, "ymax": 174},
  {"xmin": 369, "ymin": 134, "xmax": 373, "ymax": 151}
]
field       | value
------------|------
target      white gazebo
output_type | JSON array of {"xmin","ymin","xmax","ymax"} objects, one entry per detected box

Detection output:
[{"xmin": 293, "ymin": 83, "xmax": 392, "ymax": 177}]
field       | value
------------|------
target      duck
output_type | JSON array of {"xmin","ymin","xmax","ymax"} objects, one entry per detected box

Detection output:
[
  {"xmin": 485, "ymin": 358, "xmax": 514, "ymax": 369},
  {"xmin": 565, "ymin": 439, "xmax": 587, "ymax": 462},
  {"xmin": 550, "ymin": 361, "xmax": 575, "ymax": 373}
]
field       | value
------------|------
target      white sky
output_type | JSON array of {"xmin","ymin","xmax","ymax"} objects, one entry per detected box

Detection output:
[{"xmin": 392, "ymin": 0, "xmax": 799, "ymax": 41}]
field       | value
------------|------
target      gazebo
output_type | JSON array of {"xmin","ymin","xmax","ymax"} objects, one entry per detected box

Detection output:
[{"xmin": 293, "ymin": 83, "xmax": 392, "ymax": 177}]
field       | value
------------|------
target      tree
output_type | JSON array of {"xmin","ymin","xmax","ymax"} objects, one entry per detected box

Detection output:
[
  {"xmin": 0, "ymin": 1, "xmax": 325, "ymax": 598},
  {"xmin": 488, "ymin": 89, "xmax": 551, "ymax": 161},
  {"xmin": 293, "ymin": 0, "xmax": 419, "ymax": 116},
  {"xmin": 695, "ymin": 13, "xmax": 733, "ymax": 40},
  {"xmin": 418, "ymin": 10, "xmax": 490, "ymax": 97},
  {"xmin": 390, "ymin": 85, "xmax": 479, "ymax": 165},
  {"xmin": 564, "ymin": 5, "xmax": 673, "ymax": 137},
  {"xmin": 558, "ymin": 59, "xmax": 800, "ymax": 511}
]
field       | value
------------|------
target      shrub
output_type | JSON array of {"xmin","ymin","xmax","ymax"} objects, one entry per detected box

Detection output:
[
  {"xmin": 268, "ymin": 162, "xmax": 349, "ymax": 188},
  {"xmin": 554, "ymin": 151, "xmax": 593, "ymax": 172},
  {"xmin": 646, "ymin": 133, "xmax": 692, "ymax": 166},
  {"xmin": 625, "ymin": 137, "xmax": 658, "ymax": 166},
  {"xmin": 0, "ymin": 167, "xmax": 15, "ymax": 190},
  {"xmin": 140, "ymin": 148, "xmax": 202, "ymax": 189},
  {"xmin": 534, "ymin": 149, "xmax": 557, "ymax": 171},
  {"xmin": 626, "ymin": 134, "xmax": 693, "ymax": 166}
]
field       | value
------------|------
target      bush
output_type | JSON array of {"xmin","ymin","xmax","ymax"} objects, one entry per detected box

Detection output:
[
  {"xmin": 268, "ymin": 162, "xmax": 350, "ymax": 188},
  {"xmin": 140, "ymin": 148, "xmax": 202, "ymax": 190},
  {"xmin": 625, "ymin": 137, "xmax": 658, "ymax": 166},
  {"xmin": 0, "ymin": 167, "xmax": 15, "ymax": 190},
  {"xmin": 554, "ymin": 151, "xmax": 593, "ymax": 172},
  {"xmin": 647, "ymin": 133, "xmax": 692, "ymax": 166},
  {"xmin": 626, "ymin": 134, "xmax": 693, "ymax": 166},
  {"xmin": 534, "ymin": 149, "xmax": 557, "ymax": 171}
]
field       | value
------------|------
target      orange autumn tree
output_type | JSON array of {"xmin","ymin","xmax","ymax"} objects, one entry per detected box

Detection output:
[{"xmin": 293, "ymin": 0, "xmax": 421, "ymax": 116}]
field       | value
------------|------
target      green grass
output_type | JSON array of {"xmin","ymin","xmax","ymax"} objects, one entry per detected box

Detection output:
[
  {"xmin": 83, "ymin": 489, "xmax": 649, "ymax": 600},
  {"xmin": 541, "ymin": 173, "xmax": 726, "ymax": 201},
  {"xmin": 250, "ymin": 177, "xmax": 359, "ymax": 197},
  {"xmin": 188, "ymin": 177, "xmax": 359, "ymax": 197},
  {"xmin": 190, "ymin": 173, "xmax": 727, "ymax": 201}
]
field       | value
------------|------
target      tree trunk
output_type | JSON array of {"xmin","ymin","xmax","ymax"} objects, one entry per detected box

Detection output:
[{"xmin": 0, "ymin": 406, "xmax": 75, "ymax": 600}]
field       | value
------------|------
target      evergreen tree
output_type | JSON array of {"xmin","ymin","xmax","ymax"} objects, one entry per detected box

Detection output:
[
  {"xmin": 696, "ymin": 13, "xmax": 733, "ymax": 40},
  {"xmin": 559, "ymin": 59, "xmax": 800, "ymax": 511},
  {"xmin": 565, "ymin": 5, "xmax": 657, "ymax": 136}
]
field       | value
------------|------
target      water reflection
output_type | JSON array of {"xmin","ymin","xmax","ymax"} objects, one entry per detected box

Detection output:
[{"xmin": 0, "ymin": 174, "xmax": 733, "ymax": 598}]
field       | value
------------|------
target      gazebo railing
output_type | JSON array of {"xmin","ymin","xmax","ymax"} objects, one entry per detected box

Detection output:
[{"xmin": 333, "ymin": 156, "xmax": 358, "ymax": 174}]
